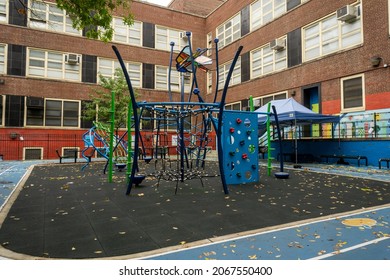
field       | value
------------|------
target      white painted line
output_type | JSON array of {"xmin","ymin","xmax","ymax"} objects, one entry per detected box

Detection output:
[
  {"xmin": 309, "ymin": 236, "xmax": 390, "ymax": 260},
  {"xmin": 141, "ymin": 205, "xmax": 390, "ymax": 260},
  {"xmin": 0, "ymin": 165, "xmax": 33, "ymax": 212},
  {"xmin": 0, "ymin": 166, "xmax": 16, "ymax": 177}
]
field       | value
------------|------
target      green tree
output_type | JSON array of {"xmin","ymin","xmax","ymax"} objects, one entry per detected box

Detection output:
[
  {"xmin": 56, "ymin": 0, "xmax": 134, "ymax": 42},
  {"xmin": 84, "ymin": 68, "xmax": 135, "ymax": 133},
  {"xmin": 18, "ymin": 0, "xmax": 134, "ymax": 42}
]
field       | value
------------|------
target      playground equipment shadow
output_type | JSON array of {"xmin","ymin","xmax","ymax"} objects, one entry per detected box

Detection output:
[{"xmin": 0, "ymin": 160, "xmax": 389, "ymax": 259}]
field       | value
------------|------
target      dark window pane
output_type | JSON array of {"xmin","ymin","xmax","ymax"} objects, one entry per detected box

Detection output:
[
  {"xmin": 45, "ymin": 100, "xmax": 62, "ymax": 126},
  {"xmin": 343, "ymin": 77, "xmax": 363, "ymax": 109}
]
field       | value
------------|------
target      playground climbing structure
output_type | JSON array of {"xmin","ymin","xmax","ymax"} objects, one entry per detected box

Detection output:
[
  {"xmin": 81, "ymin": 121, "xmax": 129, "ymax": 172},
  {"xmin": 109, "ymin": 31, "xmax": 273, "ymax": 195}
]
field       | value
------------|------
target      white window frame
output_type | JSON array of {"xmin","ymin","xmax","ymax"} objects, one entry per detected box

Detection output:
[
  {"xmin": 152, "ymin": 106, "xmax": 188, "ymax": 132},
  {"xmin": 23, "ymin": 147, "xmax": 43, "ymax": 160},
  {"xmin": 250, "ymin": 0, "xmax": 287, "ymax": 31},
  {"xmin": 216, "ymin": 13, "xmax": 241, "ymax": 49},
  {"xmin": 341, "ymin": 74, "xmax": 365, "ymax": 113},
  {"xmin": 155, "ymin": 65, "xmax": 191, "ymax": 92},
  {"xmin": 112, "ymin": 17, "xmax": 142, "ymax": 46},
  {"xmin": 0, "ymin": 94, "xmax": 4, "ymax": 127},
  {"xmin": 0, "ymin": 0, "xmax": 8, "ymax": 23},
  {"xmin": 44, "ymin": 99, "xmax": 80, "ymax": 128},
  {"xmin": 250, "ymin": 37, "xmax": 287, "ymax": 79},
  {"xmin": 252, "ymin": 92, "xmax": 287, "ymax": 110},
  {"xmin": 97, "ymin": 58, "xmax": 142, "ymax": 88},
  {"xmin": 225, "ymin": 101, "xmax": 241, "ymax": 111},
  {"xmin": 0, "ymin": 43, "xmax": 6, "ymax": 74},
  {"xmin": 207, "ymin": 32, "xmax": 213, "ymax": 56},
  {"xmin": 207, "ymin": 71, "xmax": 212, "ymax": 94},
  {"xmin": 25, "ymin": 98, "xmax": 81, "ymax": 128},
  {"xmin": 155, "ymin": 26, "xmax": 187, "ymax": 52},
  {"xmin": 27, "ymin": 48, "xmax": 81, "ymax": 82},
  {"xmin": 29, "ymin": 0, "xmax": 81, "ymax": 35},
  {"xmin": 302, "ymin": 3, "xmax": 362, "ymax": 62},
  {"xmin": 218, "ymin": 57, "xmax": 241, "ymax": 89}
]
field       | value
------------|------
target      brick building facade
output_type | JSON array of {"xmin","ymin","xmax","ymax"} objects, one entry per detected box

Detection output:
[{"xmin": 0, "ymin": 0, "xmax": 389, "ymax": 160}]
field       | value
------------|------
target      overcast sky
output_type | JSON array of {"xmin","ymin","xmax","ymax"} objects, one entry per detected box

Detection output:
[{"xmin": 142, "ymin": 0, "xmax": 171, "ymax": 7}]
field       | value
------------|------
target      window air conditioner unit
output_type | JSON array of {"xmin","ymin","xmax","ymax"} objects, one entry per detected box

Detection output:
[
  {"xmin": 27, "ymin": 97, "xmax": 44, "ymax": 108},
  {"xmin": 270, "ymin": 38, "xmax": 285, "ymax": 51},
  {"xmin": 180, "ymin": 32, "xmax": 188, "ymax": 41},
  {"xmin": 337, "ymin": 5, "xmax": 357, "ymax": 22},
  {"xmin": 65, "ymin": 53, "xmax": 80, "ymax": 65}
]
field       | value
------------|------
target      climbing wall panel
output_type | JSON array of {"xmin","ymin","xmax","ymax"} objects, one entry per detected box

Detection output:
[{"xmin": 222, "ymin": 111, "xmax": 259, "ymax": 185}]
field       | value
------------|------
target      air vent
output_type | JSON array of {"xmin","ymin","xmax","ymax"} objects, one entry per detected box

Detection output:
[
  {"xmin": 180, "ymin": 32, "xmax": 188, "ymax": 41},
  {"xmin": 65, "ymin": 53, "xmax": 80, "ymax": 65},
  {"xmin": 270, "ymin": 38, "xmax": 285, "ymax": 51},
  {"xmin": 27, "ymin": 97, "xmax": 44, "ymax": 108},
  {"xmin": 337, "ymin": 5, "xmax": 357, "ymax": 22}
]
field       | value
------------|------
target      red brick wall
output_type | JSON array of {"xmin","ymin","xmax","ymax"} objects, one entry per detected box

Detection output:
[
  {"xmin": 204, "ymin": 0, "xmax": 390, "ymax": 113},
  {"xmin": 1, "ymin": 0, "xmax": 390, "ymax": 125},
  {"xmin": 0, "ymin": 1, "xmax": 207, "ymax": 101}
]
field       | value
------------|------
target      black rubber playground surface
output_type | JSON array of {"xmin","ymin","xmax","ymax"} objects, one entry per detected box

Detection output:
[{"xmin": 0, "ymin": 161, "xmax": 389, "ymax": 259}]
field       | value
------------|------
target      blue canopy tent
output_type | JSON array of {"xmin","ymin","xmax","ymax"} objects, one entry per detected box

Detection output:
[{"xmin": 256, "ymin": 98, "xmax": 340, "ymax": 163}]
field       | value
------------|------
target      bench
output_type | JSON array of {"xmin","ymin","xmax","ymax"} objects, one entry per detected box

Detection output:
[
  {"xmin": 56, "ymin": 149, "xmax": 77, "ymax": 164},
  {"xmin": 277, "ymin": 153, "xmax": 314, "ymax": 163},
  {"xmin": 320, "ymin": 154, "xmax": 368, "ymax": 167},
  {"xmin": 379, "ymin": 158, "xmax": 390, "ymax": 169}
]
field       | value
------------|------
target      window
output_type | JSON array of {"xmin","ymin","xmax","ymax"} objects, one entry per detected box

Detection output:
[
  {"xmin": 24, "ymin": 147, "xmax": 43, "ymax": 160},
  {"xmin": 303, "ymin": 4, "xmax": 362, "ymax": 61},
  {"xmin": 0, "ymin": 0, "xmax": 7, "ymax": 23},
  {"xmin": 0, "ymin": 43, "xmax": 6, "ymax": 74},
  {"xmin": 98, "ymin": 58, "xmax": 141, "ymax": 88},
  {"xmin": 152, "ymin": 107, "xmax": 191, "ymax": 132},
  {"xmin": 155, "ymin": 65, "xmax": 191, "ymax": 92},
  {"xmin": 207, "ymin": 32, "xmax": 213, "ymax": 56},
  {"xmin": 27, "ymin": 48, "xmax": 81, "ymax": 81},
  {"xmin": 29, "ymin": 0, "xmax": 81, "ymax": 35},
  {"xmin": 141, "ymin": 108, "xmax": 154, "ymax": 131},
  {"xmin": 113, "ymin": 17, "xmax": 142, "ymax": 46},
  {"xmin": 26, "ymin": 98, "xmax": 80, "ymax": 127},
  {"xmin": 207, "ymin": 72, "xmax": 212, "ymax": 94},
  {"xmin": 225, "ymin": 102, "xmax": 241, "ymax": 111},
  {"xmin": 251, "ymin": 0, "xmax": 287, "ymax": 31},
  {"xmin": 216, "ymin": 13, "xmax": 241, "ymax": 49},
  {"xmin": 26, "ymin": 97, "xmax": 44, "ymax": 126},
  {"xmin": 0, "ymin": 94, "xmax": 3, "ymax": 126},
  {"xmin": 251, "ymin": 39, "xmax": 287, "ymax": 79},
  {"xmin": 253, "ymin": 92, "xmax": 287, "ymax": 110},
  {"xmin": 218, "ymin": 57, "xmax": 241, "ymax": 89},
  {"xmin": 341, "ymin": 75, "xmax": 364, "ymax": 112},
  {"xmin": 155, "ymin": 26, "xmax": 186, "ymax": 52}
]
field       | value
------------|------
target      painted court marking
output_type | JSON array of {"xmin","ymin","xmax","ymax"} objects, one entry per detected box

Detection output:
[
  {"xmin": 0, "ymin": 166, "xmax": 16, "ymax": 177},
  {"xmin": 309, "ymin": 236, "xmax": 390, "ymax": 260},
  {"xmin": 144, "ymin": 205, "xmax": 390, "ymax": 260}
]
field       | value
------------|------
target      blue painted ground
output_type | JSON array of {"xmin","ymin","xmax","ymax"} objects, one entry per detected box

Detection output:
[
  {"xmin": 146, "ymin": 207, "xmax": 390, "ymax": 260},
  {"xmin": 0, "ymin": 161, "xmax": 41, "ymax": 211}
]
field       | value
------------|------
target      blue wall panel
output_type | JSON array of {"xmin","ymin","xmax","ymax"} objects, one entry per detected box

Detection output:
[
  {"xmin": 223, "ymin": 111, "xmax": 259, "ymax": 184},
  {"xmin": 270, "ymin": 139, "xmax": 390, "ymax": 167}
]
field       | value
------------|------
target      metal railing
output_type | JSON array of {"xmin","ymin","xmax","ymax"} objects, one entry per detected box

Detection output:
[{"xmin": 0, "ymin": 133, "xmax": 103, "ymax": 161}]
